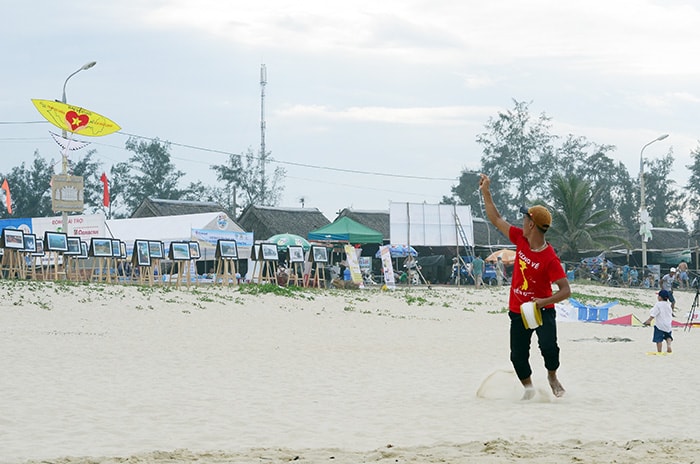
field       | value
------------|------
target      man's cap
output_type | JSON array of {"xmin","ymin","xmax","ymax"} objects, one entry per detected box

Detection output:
[
  {"xmin": 658, "ymin": 289, "xmax": 671, "ymax": 300},
  {"xmin": 670, "ymin": 267, "xmax": 677, "ymax": 273},
  {"xmin": 519, "ymin": 205, "xmax": 552, "ymax": 231}
]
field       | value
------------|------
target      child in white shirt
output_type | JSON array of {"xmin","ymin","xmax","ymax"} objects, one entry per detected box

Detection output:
[{"xmin": 643, "ymin": 289, "xmax": 674, "ymax": 353}]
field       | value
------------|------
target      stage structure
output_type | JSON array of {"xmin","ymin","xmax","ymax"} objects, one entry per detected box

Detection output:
[{"xmin": 389, "ymin": 203, "xmax": 475, "ymax": 286}]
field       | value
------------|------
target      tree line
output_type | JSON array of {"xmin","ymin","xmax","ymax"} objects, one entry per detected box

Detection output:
[
  {"xmin": 442, "ymin": 100, "xmax": 700, "ymax": 261},
  {"xmin": 4, "ymin": 99, "xmax": 700, "ymax": 262},
  {"xmin": 0, "ymin": 137, "xmax": 285, "ymax": 221}
]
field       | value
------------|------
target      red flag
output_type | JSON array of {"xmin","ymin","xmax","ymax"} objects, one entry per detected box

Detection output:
[
  {"xmin": 1, "ymin": 179, "xmax": 11, "ymax": 214},
  {"xmin": 100, "ymin": 172, "xmax": 110, "ymax": 207}
]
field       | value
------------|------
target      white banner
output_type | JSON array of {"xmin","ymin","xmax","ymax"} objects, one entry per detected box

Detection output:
[
  {"xmin": 344, "ymin": 244, "xmax": 364, "ymax": 287},
  {"xmin": 380, "ymin": 245, "xmax": 396, "ymax": 289},
  {"xmin": 32, "ymin": 213, "xmax": 106, "ymax": 238}
]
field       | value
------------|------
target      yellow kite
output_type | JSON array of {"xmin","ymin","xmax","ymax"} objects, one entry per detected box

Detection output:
[{"xmin": 31, "ymin": 99, "xmax": 120, "ymax": 137}]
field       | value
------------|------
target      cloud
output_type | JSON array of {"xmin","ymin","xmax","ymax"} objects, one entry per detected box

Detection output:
[{"xmin": 275, "ymin": 104, "xmax": 498, "ymax": 126}]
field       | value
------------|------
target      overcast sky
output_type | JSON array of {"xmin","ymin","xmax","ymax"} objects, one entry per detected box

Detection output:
[{"xmin": 2, "ymin": 0, "xmax": 699, "ymax": 220}]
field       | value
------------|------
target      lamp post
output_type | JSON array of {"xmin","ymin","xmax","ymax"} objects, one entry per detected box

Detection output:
[
  {"xmin": 59, "ymin": 61, "xmax": 96, "ymax": 233},
  {"xmin": 640, "ymin": 133, "xmax": 669, "ymax": 268}
]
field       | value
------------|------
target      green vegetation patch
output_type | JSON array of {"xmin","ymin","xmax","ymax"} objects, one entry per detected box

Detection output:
[{"xmin": 237, "ymin": 283, "xmax": 313, "ymax": 299}]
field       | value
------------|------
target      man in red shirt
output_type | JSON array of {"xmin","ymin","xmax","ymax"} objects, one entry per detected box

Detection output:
[{"xmin": 479, "ymin": 173, "xmax": 571, "ymax": 399}]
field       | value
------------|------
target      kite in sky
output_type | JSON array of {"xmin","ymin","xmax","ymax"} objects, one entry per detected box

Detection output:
[
  {"xmin": 31, "ymin": 99, "xmax": 120, "ymax": 137},
  {"xmin": 49, "ymin": 131, "xmax": 91, "ymax": 151}
]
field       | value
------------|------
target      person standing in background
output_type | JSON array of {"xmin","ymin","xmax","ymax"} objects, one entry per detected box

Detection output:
[
  {"xmin": 472, "ymin": 254, "xmax": 484, "ymax": 288},
  {"xmin": 677, "ymin": 261, "xmax": 689, "ymax": 289},
  {"xmin": 643, "ymin": 290, "xmax": 674, "ymax": 354},
  {"xmin": 496, "ymin": 256, "xmax": 506, "ymax": 286}
]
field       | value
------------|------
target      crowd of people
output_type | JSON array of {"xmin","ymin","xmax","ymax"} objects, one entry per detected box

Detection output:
[{"xmin": 570, "ymin": 259, "xmax": 693, "ymax": 290}]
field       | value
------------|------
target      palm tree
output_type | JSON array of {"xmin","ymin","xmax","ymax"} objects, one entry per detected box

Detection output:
[{"xmin": 545, "ymin": 174, "xmax": 629, "ymax": 261}]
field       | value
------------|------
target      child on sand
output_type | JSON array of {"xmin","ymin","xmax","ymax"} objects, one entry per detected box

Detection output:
[{"xmin": 643, "ymin": 289, "xmax": 673, "ymax": 353}]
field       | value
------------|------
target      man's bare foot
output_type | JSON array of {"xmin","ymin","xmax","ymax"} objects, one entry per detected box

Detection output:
[
  {"xmin": 521, "ymin": 387, "xmax": 536, "ymax": 400},
  {"xmin": 548, "ymin": 374, "xmax": 566, "ymax": 398}
]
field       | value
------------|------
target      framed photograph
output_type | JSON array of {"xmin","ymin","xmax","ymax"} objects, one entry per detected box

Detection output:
[
  {"xmin": 111, "ymin": 239, "xmax": 121, "ymax": 258},
  {"xmin": 169, "ymin": 241, "xmax": 191, "ymax": 261},
  {"xmin": 65, "ymin": 236, "xmax": 82, "ymax": 256},
  {"xmin": 188, "ymin": 241, "xmax": 201, "ymax": 260},
  {"xmin": 216, "ymin": 239, "xmax": 238, "ymax": 259},
  {"xmin": 148, "ymin": 240, "xmax": 164, "ymax": 259},
  {"xmin": 23, "ymin": 234, "xmax": 37, "ymax": 253},
  {"xmin": 79, "ymin": 241, "xmax": 89, "ymax": 259},
  {"xmin": 311, "ymin": 245, "xmax": 328, "ymax": 263},
  {"xmin": 32, "ymin": 238, "xmax": 45, "ymax": 257},
  {"xmin": 261, "ymin": 242, "xmax": 279, "ymax": 261},
  {"xmin": 120, "ymin": 241, "xmax": 127, "ymax": 259},
  {"xmin": 288, "ymin": 245, "xmax": 305, "ymax": 263},
  {"xmin": 133, "ymin": 239, "xmax": 151, "ymax": 266},
  {"xmin": 45, "ymin": 231, "xmax": 68, "ymax": 252},
  {"xmin": 2, "ymin": 228, "xmax": 25, "ymax": 249},
  {"xmin": 89, "ymin": 238, "xmax": 113, "ymax": 257}
]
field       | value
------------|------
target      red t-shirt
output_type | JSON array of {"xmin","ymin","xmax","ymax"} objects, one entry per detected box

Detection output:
[{"xmin": 508, "ymin": 226, "xmax": 566, "ymax": 313}]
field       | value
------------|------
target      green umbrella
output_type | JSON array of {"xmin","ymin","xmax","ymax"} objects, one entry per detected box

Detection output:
[{"xmin": 267, "ymin": 233, "xmax": 311, "ymax": 251}]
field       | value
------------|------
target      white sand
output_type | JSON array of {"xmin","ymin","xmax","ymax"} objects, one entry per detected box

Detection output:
[{"xmin": 1, "ymin": 280, "xmax": 699, "ymax": 463}]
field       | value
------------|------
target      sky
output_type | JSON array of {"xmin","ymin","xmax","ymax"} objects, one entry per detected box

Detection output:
[{"xmin": 2, "ymin": 0, "xmax": 700, "ymax": 221}]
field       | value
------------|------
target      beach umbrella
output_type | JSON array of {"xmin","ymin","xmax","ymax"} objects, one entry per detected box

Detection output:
[
  {"xmin": 374, "ymin": 244, "xmax": 418, "ymax": 258},
  {"xmin": 485, "ymin": 249, "xmax": 516, "ymax": 265},
  {"xmin": 267, "ymin": 233, "xmax": 311, "ymax": 251}
]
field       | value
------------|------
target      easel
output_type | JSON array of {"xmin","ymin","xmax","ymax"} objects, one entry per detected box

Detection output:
[
  {"xmin": 131, "ymin": 263, "xmax": 154, "ymax": 286},
  {"xmin": 1, "ymin": 249, "xmax": 24, "ymax": 279},
  {"xmin": 49, "ymin": 251, "xmax": 67, "ymax": 281},
  {"xmin": 310, "ymin": 262, "xmax": 326, "ymax": 288},
  {"xmin": 151, "ymin": 258, "xmax": 162, "ymax": 285},
  {"xmin": 168, "ymin": 260, "xmax": 189, "ymax": 289},
  {"xmin": 91, "ymin": 257, "xmax": 112, "ymax": 283},
  {"xmin": 188, "ymin": 259, "xmax": 198, "ymax": 287},
  {"xmin": 288, "ymin": 261, "xmax": 304, "ymax": 286},
  {"xmin": 26, "ymin": 254, "xmax": 46, "ymax": 281},
  {"xmin": 65, "ymin": 255, "xmax": 81, "ymax": 281},
  {"xmin": 215, "ymin": 257, "xmax": 238, "ymax": 287},
  {"xmin": 257, "ymin": 259, "xmax": 277, "ymax": 284}
]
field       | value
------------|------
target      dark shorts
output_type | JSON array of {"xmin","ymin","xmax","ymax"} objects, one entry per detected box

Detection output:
[{"xmin": 653, "ymin": 326, "xmax": 673, "ymax": 343}]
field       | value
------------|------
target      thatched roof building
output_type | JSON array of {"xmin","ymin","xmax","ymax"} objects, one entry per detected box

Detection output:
[
  {"xmin": 237, "ymin": 205, "xmax": 330, "ymax": 242},
  {"xmin": 131, "ymin": 198, "xmax": 225, "ymax": 218},
  {"xmin": 606, "ymin": 227, "xmax": 693, "ymax": 267}
]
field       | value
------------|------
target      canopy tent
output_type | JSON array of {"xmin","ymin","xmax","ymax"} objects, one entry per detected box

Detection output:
[{"xmin": 308, "ymin": 216, "xmax": 383, "ymax": 244}]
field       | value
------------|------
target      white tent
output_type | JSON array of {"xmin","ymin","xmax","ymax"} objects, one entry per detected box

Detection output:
[
  {"xmin": 106, "ymin": 212, "xmax": 244, "ymax": 242},
  {"xmin": 106, "ymin": 212, "xmax": 253, "ymax": 259}
]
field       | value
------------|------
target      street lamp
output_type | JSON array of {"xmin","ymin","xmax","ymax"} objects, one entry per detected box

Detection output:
[
  {"xmin": 640, "ymin": 133, "xmax": 669, "ymax": 268},
  {"xmin": 59, "ymin": 61, "xmax": 96, "ymax": 233},
  {"xmin": 61, "ymin": 61, "xmax": 97, "ymax": 171}
]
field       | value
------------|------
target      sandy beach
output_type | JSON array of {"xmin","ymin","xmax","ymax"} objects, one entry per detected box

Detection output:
[{"xmin": 2, "ymin": 279, "xmax": 700, "ymax": 463}]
